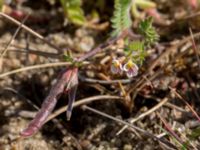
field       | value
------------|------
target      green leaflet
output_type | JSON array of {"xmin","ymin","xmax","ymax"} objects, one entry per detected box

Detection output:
[
  {"xmin": 125, "ymin": 41, "xmax": 147, "ymax": 65},
  {"xmin": 139, "ymin": 17, "xmax": 159, "ymax": 46},
  {"xmin": 111, "ymin": 0, "xmax": 132, "ymax": 37},
  {"xmin": 60, "ymin": 0, "xmax": 85, "ymax": 25},
  {"xmin": 127, "ymin": 41, "xmax": 144, "ymax": 52}
]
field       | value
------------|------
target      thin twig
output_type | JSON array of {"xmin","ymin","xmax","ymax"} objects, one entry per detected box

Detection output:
[
  {"xmin": 77, "ymin": 30, "xmax": 129, "ymax": 62},
  {"xmin": 0, "ymin": 42, "xmax": 62, "ymax": 59},
  {"xmin": 79, "ymin": 74, "xmax": 133, "ymax": 84},
  {"xmin": 8, "ymin": 48, "xmax": 61, "ymax": 59},
  {"xmin": 3, "ymin": 87, "xmax": 38, "ymax": 110},
  {"xmin": 0, "ymin": 62, "xmax": 73, "ymax": 78},
  {"xmin": 0, "ymin": 41, "xmax": 62, "ymax": 58},
  {"xmin": 46, "ymin": 95, "xmax": 122, "ymax": 122}
]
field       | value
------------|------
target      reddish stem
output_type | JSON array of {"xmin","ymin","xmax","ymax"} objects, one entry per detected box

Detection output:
[
  {"xmin": 77, "ymin": 30, "xmax": 129, "ymax": 62},
  {"xmin": 21, "ymin": 68, "xmax": 74, "ymax": 137}
]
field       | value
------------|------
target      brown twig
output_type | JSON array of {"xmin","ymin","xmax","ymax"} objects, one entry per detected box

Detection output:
[
  {"xmin": 46, "ymin": 95, "xmax": 122, "ymax": 122},
  {"xmin": 0, "ymin": 62, "xmax": 73, "ymax": 78},
  {"xmin": 79, "ymin": 74, "xmax": 133, "ymax": 84},
  {"xmin": 7, "ymin": 48, "xmax": 61, "ymax": 59},
  {"xmin": 77, "ymin": 30, "xmax": 129, "ymax": 62}
]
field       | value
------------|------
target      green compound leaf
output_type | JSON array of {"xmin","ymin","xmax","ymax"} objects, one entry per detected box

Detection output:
[
  {"xmin": 127, "ymin": 41, "xmax": 144, "ymax": 52},
  {"xmin": 139, "ymin": 17, "xmax": 159, "ymax": 46},
  {"xmin": 60, "ymin": 0, "xmax": 86, "ymax": 25},
  {"xmin": 111, "ymin": 0, "xmax": 132, "ymax": 37}
]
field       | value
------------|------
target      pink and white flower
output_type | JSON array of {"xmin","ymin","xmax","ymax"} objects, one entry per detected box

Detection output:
[
  {"xmin": 111, "ymin": 59, "xmax": 123, "ymax": 74},
  {"xmin": 123, "ymin": 60, "xmax": 139, "ymax": 78}
]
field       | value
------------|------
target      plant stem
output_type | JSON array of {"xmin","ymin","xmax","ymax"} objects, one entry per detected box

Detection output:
[{"xmin": 77, "ymin": 30, "xmax": 129, "ymax": 62}]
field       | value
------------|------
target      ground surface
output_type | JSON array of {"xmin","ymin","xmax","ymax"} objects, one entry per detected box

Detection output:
[{"xmin": 0, "ymin": 0, "xmax": 200, "ymax": 150}]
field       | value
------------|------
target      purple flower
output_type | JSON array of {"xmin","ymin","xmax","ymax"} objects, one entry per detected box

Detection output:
[
  {"xmin": 123, "ymin": 60, "xmax": 139, "ymax": 78},
  {"xmin": 111, "ymin": 59, "xmax": 123, "ymax": 74}
]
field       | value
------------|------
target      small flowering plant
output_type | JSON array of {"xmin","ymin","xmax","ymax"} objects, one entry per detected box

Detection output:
[
  {"xmin": 111, "ymin": 17, "xmax": 158, "ymax": 78},
  {"xmin": 110, "ymin": 40, "xmax": 146, "ymax": 78}
]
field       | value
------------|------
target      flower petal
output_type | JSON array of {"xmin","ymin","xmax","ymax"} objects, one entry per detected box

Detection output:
[
  {"xmin": 123, "ymin": 63, "xmax": 129, "ymax": 72},
  {"xmin": 111, "ymin": 59, "xmax": 123, "ymax": 74},
  {"xmin": 111, "ymin": 65, "xmax": 118, "ymax": 74},
  {"xmin": 123, "ymin": 60, "xmax": 139, "ymax": 78},
  {"xmin": 126, "ymin": 69, "xmax": 137, "ymax": 78}
]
